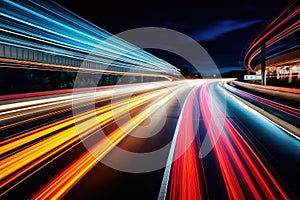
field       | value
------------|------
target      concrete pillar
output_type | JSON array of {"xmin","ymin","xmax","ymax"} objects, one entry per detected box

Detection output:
[
  {"xmin": 288, "ymin": 68, "xmax": 292, "ymax": 83},
  {"xmin": 261, "ymin": 42, "xmax": 266, "ymax": 85}
]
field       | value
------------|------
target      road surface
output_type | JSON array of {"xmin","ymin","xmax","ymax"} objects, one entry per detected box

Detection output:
[{"xmin": 1, "ymin": 79, "xmax": 299, "ymax": 199}]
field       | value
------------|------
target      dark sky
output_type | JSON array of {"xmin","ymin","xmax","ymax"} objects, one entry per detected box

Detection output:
[{"xmin": 52, "ymin": 0, "xmax": 292, "ymax": 74}]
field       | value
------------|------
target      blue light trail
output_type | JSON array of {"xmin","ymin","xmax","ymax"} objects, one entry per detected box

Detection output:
[{"xmin": 0, "ymin": 0, "xmax": 181, "ymax": 76}]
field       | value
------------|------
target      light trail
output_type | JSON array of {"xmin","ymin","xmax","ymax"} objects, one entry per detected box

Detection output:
[
  {"xmin": 163, "ymin": 81, "xmax": 292, "ymax": 199},
  {"xmin": 0, "ymin": 0, "xmax": 180, "ymax": 76},
  {"xmin": 247, "ymin": 20, "xmax": 300, "ymax": 71},
  {"xmin": 243, "ymin": 2, "xmax": 299, "ymax": 72},
  {"xmin": 224, "ymin": 82, "xmax": 300, "ymax": 120},
  {"xmin": 30, "ymin": 84, "xmax": 182, "ymax": 199},
  {"xmin": 168, "ymin": 86, "xmax": 202, "ymax": 200},
  {"xmin": 0, "ymin": 82, "xmax": 180, "ymax": 196},
  {"xmin": 1, "ymin": 80, "xmax": 298, "ymax": 199},
  {"xmin": 0, "ymin": 81, "xmax": 180, "ymax": 132},
  {"xmin": 199, "ymin": 83, "xmax": 288, "ymax": 199},
  {"xmin": 245, "ymin": 1, "xmax": 296, "ymax": 52},
  {"xmin": 0, "ymin": 57, "xmax": 175, "ymax": 81}
]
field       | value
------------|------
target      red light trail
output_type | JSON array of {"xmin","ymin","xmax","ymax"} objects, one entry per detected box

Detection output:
[
  {"xmin": 165, "ymin": 82, "xmax": 291, "ymax": 199},
  {"xmin": 244, "ymin": 1, "xmax": 299, "ymax": 72}
]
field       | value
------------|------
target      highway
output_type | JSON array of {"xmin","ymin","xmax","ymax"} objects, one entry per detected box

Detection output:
[
  {"xmin": 161, "ymin": 81, "xmax": 299, "ymax": 199},
  {"xmin": 1, "ymin": 79, "xmax": 299, "ymax": 199},
  {"xmin": 225, "ymin": 81, "xmax": 300, "ymax": 130}
]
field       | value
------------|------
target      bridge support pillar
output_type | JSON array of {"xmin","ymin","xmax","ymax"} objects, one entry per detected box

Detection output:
[
  {"xmin": 261, "ymin": 42, "xmax": 266, "ymax": 85},
  {"xmin": 288, "ymin": 68, "xmax": 292, "ymax": 83}
]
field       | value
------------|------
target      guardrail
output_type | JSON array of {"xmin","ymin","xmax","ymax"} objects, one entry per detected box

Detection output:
[{"xmin": 0, "ymin": 43, "xmax": 141, "ymax": 74}]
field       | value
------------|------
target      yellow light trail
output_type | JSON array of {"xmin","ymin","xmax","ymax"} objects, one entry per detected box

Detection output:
[
  {"xmin": 0, "ymin": 88, "xmax": 170, "ymax": 196},
  {"xmin": 0, "ymin": 58, "xmax": 174, "ymax": 81},
  {"xmin": 31, "ymin": 87, "xmax": 178, "ymax": 200}
]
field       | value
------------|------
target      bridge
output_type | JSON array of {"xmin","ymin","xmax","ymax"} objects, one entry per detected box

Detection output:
[
  {"xmin": 243, "ymin": 1, "xmax": 299, "ymax": 85},
  {"xmin": 0, "ymin": 0, "xmax": 181, "ymax": 82}
]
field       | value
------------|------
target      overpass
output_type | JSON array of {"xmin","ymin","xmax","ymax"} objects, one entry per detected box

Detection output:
[
  {"xmin": 254, "ymin": 49, "xmax": 300, "ymax": 84},
  {"xmin": 0, "ymin": 0, "xmax": 181, "ymax": 81},
  {"xmin": 243, "ymin": 1, "xmax": 299, "ymax": 85}
]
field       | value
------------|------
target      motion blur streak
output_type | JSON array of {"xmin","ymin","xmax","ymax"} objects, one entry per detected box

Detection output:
[
  {"xmin": 200, "ymin": 83, "xmax": 288, "ymax": 199},
  {"xmin": 161, "ymin": 81, "xmax": 293, "ymax": 199},
  {"xmin": 2, "ymin": 80, "xmax": 298, "ymax": 199},
  {"xmin": 248, "ymin": 19, "xmax": 300, "ymax": 68},
  {"xmin": 0, "ymin": 86, "xmax": 171, "ymax": 196},
  {"xmin": 225, "ymin": 82, "xmax": 300, "ymax": 123},
  {"xmin": 200, "ymin": 84, "xmax": 244, "ymax": 199},
  {"xmin": 31, "ymin": 86, "xmax": 179, "ymax": 199},
  {"xmin": 168, "ymin": 86, "xmax": 202, "ymax": 200},
  {"xmin": 244, "ymin": 2, "xmax": 299, "ymax": 71},
  {"xmin": 0, "ymin": 0, "xmax": 180, "ymax": 76}
]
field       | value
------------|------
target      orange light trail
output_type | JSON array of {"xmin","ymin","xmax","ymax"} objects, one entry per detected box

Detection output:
[
  {"xmin": 30, "ymin": 86, "xmax": 178, "ymax": 199},
  {"xmin": 0, "ymin": 86, "xmax": 172, "ymax": 196},
  {"xmin": 0, "ymin": 57, "xmax": 175, "ymax": 81}
]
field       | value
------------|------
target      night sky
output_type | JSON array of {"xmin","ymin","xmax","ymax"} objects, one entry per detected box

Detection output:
[{"xmin": 42, "ymin": 0, "xmax": 293, "ymax": 73}]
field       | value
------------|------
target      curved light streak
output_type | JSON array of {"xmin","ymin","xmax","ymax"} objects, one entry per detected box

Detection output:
[
  {"xmin": 0, "ymin": 0, "xmax": 180, "ymax": 76},
  {"xmin": 243, "ymin": 2, "xmax": 299, "ymax": 72}
]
